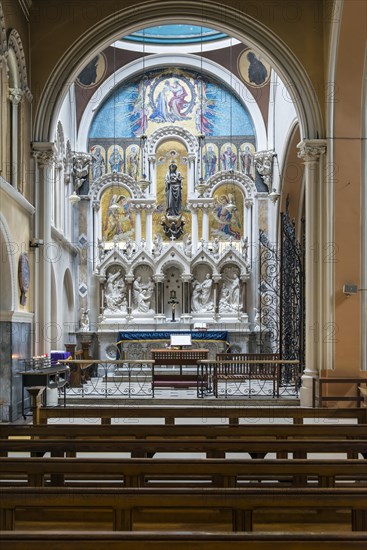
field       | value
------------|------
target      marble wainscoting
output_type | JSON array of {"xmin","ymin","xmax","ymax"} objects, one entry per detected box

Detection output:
[{"xmin": 0, "ymin": 321, "xmax": 32, "ymax": 421}]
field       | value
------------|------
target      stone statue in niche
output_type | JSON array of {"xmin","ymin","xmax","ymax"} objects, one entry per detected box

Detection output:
[
  {"xmin": 183, "ymin": 234, "xmax": 192, "ymax": 257},
  {"xmin": 219, "ymin": 268, "xmax": 241, "ymax": 313},
  {"xmin": 191, "ymin": 273, "xmax": 214, "ymax": 313},
  {"xmin": 80, "ymin": 309, "xmax": 90, "ymax": 332},
  {"xmin": 97, "ymin": 238, "xmax": 105, "ymax": 263},
  {"xmin": 132, "ymin": 275, "xmax": 155, "ymax": 313},
  {"xmin": 104, "ymin": 270, "xmax": 127, "ymax": 313},
  {"xmin": 72, "ymin": 155, "xmax": 90, "ymax": 191},
  {"xmin": 161, "ymin": 159, "xmax": 185, "ymax": 240},
  {"xmin": 212, "ymin": 238, "xmax": 220, "ymax": 259},
  {"xmin": 241, "ymin": 237, "xmax": 249, "ymax": 261},
  {"xmin": 152, "ymin": 234, "xmax": 163, "ymax": 257},
  {"xmin": 165, "ymin": 160, "xmax": 183, "ymax": 216},
  {"xmin": 124, "ymin": 237, "xmax": 134, "ymax": 260}
]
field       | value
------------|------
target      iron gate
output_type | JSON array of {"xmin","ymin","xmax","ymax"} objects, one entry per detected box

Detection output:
[{"xmin": 259, "ymin": 199, "xmax": 305, "ymax": 394}]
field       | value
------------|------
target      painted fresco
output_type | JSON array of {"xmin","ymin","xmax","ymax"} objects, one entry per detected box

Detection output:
[
  {"xmin": 101, "ymin": 186, "xmax": 135, "ymax": 242},
  {"xmin": 89, "ymin": 68, "xmax": 255, "ymax": 139},
  {"xmin": 125, "ymin": 144, "xmax": 141, "ymax": 180},
  {"xmin": 202, "ymin": 143, "xmax": 218, "ymax": 180},
  {"xmin": 238, "ymin": 49, "xmax": 271, "ymax": 88},
  {"xmin": 90, "ymin": 145, "xmax": 106, "ymax": 181},
  {"xmin": 153, "ymin": 140, "xmax": 190, "ymax": 241},
  {"xmin": 239, "ymin": 142, "xmax": 256, "ymax": 179},
  {"xmin": 220, "ymin": 143, "xmax": 238, "ymax": 171},
  {"xmin": 210, "ymin": 185, "xmax": 243, "ymax": 241},
  {"xmin": 107, "ymin": 145, "xmax": 124, "ymax": 173}
]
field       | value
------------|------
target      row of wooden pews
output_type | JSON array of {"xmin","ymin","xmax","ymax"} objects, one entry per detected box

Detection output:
[{"xmin": 0, "ymin": 404, "xmax": 366, "ymax": 548}]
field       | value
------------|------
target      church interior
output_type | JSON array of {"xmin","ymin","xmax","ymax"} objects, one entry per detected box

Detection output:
[{"xmin": 0, "ymin": 0, "xmax": 366, "ymax": 547}]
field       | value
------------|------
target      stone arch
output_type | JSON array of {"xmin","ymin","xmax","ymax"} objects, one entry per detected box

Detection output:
[
  {"xmin": 147, "ymin": 125, "xmax": 198, "ymax": 157},
  {"xmin": 207, "ymin": 170, "xmax": 257, "ymax": 199},
  {"xmin": 0, "ymin": 214, "xmax": 16, "ymax": 312},
  {"xmin": 0, "ymin": 2, "xmax": 7, "ymax": 57},
  {"xmin": 33, "ymin": 1, "xmax": 323, "ymax": 143},
  {"xmin": 7, "ymin": 29, "xmax": 32, "ymax": 101},
  {"xmin": 90, "ymin": 172, "xmax": 141, "ymax": 201},
  {"xmin": 78, "ymin": 54, "xmax": 267, "ymax": 152}
]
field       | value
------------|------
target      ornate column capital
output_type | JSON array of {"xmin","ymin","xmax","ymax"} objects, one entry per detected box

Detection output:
[
  {"xmin": 32, "ymin": 142, "xmax": 56, "ymax": 166},
  {"xmin": 153, "ymin": 274, "xmax": 165, "ymax": 283},
  {"xmin": 297, "ymin": 140, "xmax": 327, "ymax": 163},
  {"xmin": 92, "ymin": 200, "xmax": 100, "ymax": 212},
  {"xmin": 245, "ymin": 198, "xmax": 254, "ymax": 209},
  {"xmin": 9, "ymin": 87, "xmax": 23, "ymax": 105},
  {"xmin": 212, "ymin": 274, "xmax": 222, "ymax": 283},
  {"xmin": 148, "ymin": 155, "xmax": 156, "ymax": 166},
  {"xmin": 254, "ymin": 150, "xmax": 275, "ymax": 192},
  {"xmin": 181, "ymin": 273, "xmax": 193, "ymax": 283},
  {"xmin": 187, "ymin": 153, "xmax": 196, "ymax": 166}
]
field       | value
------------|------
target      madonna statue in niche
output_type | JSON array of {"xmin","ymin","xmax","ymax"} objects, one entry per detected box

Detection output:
[
  {"xmin": 165, "ymin": 160, "xmax": 183, "ymax": 216},
  {"xmin": 161, "ymin": 159, "xmax": 185, "ymax": 239}
]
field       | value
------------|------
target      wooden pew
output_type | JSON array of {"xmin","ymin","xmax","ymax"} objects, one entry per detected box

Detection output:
[
  {"xmin": 1, "ymin": 437, "xmax": 366, "ymax": 458},
  {"xmin": 1, "ymin": 486, "xmax": 366, "ymax": 531},
  {"xmin": 34, "ymin": 405, "xmax": 367, "ymax": 425},
  {"xmin": 1, "ymin": 531, "xmax": 367, "ymax": 550},
  {"xmin": 0, "ymin": 457, "xmax": 366, "ymax": 488}
]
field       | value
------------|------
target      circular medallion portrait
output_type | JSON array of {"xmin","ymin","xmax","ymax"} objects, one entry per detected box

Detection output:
[
  {"xmin": 149, "ymin": 75, "xmax": 196, "ymax": 123},
  {"xmin": 77, "ymin": 53, "xmax": 107, "ymax": 88},
  {"xmin": 238, "ymin": 49, "xmax": 271, "ymax": 88}
]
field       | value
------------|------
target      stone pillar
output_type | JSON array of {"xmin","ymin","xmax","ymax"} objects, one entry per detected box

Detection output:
[
  {"xmin": 202, "ymin": 208, "xmax": 209, "ymax": 242},
  {"xmin": 187, "ymin": 154, "xmax": 196, "ymax": 195},
  {"xmin": 135, "ymin": 209, "xmax": 142, "ymax": 243},
  {"xmin": 33, "ymin": 144, "xmax": 56, "ymax": 354},
  {"xmin": 181, "ymin": 274, "xmax": 192, "ymax": 322},
  {"xmin": 212, "ymin": 274, "xmax": 222, "ymax": 320},
  {"xmin": 297, "ymin": 140, "xmax": 327, "ymax": 406},
  {"xmin": 191, "ymin": 207, "xmax": 199, "ymax": 252},
  {"xmin": 148, "ymin": 156, "xmax": 156, "ymax": 196},
  {"xmin": 153, "ymin": 274, "xmax": 165, "ymax": 322},
  {"xmin": 146, "ymin": 210, "xmax": 153, "ymax": 250},
  {"xmin": 9, "ymin": 88, "xmax": 23, "ymax": 190},
  {"xmin": 125, "ymin": 276, "xmax": 134, "ymax": 318}
]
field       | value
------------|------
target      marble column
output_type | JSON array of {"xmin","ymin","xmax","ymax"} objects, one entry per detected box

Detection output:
[
  {"xmin": 191, "ymin": 208, "xmax": 199, "ymax": 253},
  {"xmin": 9, "ymin": 88, "xmax": 23, "ymax": 190},
  {"xmin": 125, "ymin": 276, "xmax": 134, "ymax": 318},
  {"xmin": 297, "ymin": 140, "xmax": 327, "ymax": 406},
  {"xmin": 187, "ymin": 154, "xmax": 196, "ymax": 195},
  {"xmin": 135, "ymin": 209, "xmax": 142, "ymax": 243},
  {"xmin": 148, "ymin": 156, "xmax": 156, "ymax": 196},
  {"xmin": 212, "ymin": 274, "xmax": 222, "ymax": 320},
  {"xmin": 202, "ymin": 208, "xmax": 209, "ymax": 242},
  {"xmin": 146, "ymin": 210, "xmax": 153, "ymax": 250},
  {"xmin": 181, "ymin": 274, "xmax": 192, "ymax": 322},
  {"xmin": 32, "ymin": 144, "xmax": 56, "ymax": 354},
  {"xmin": 153, "ymin": 275, "xmax": 165, "ymax": 322}
]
